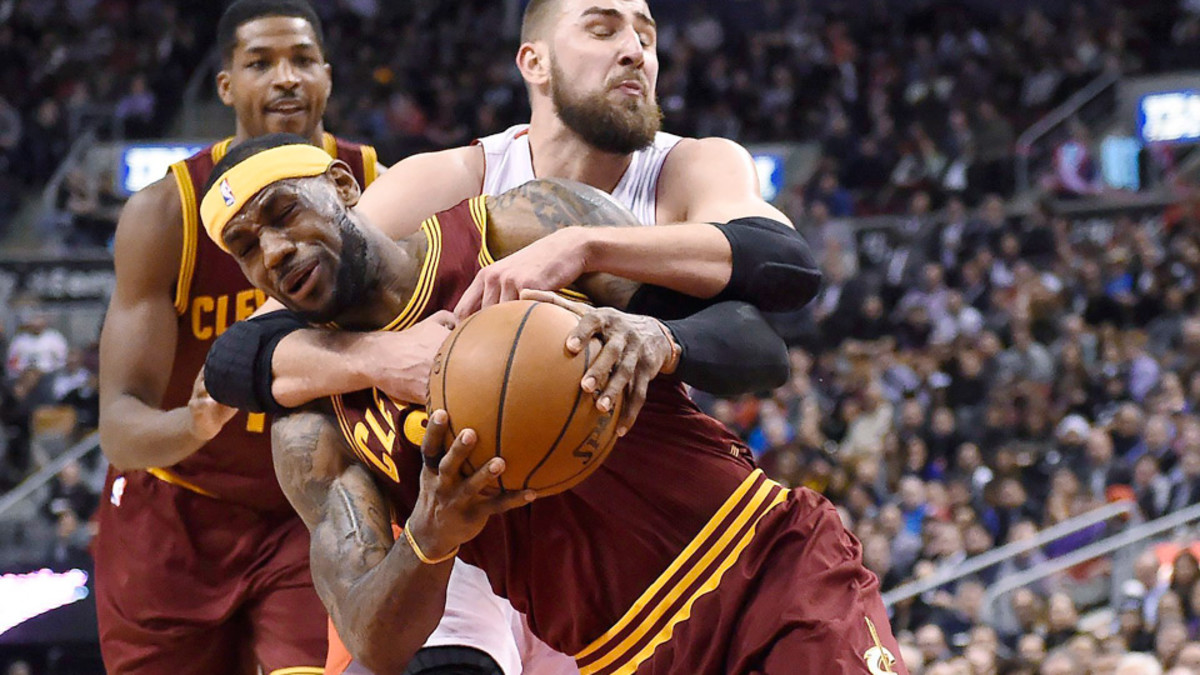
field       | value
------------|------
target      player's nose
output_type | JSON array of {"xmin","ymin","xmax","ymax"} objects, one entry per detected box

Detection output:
[
  {"xmin": 260, "ymin": 229, "xmax": 296, "ymax": 269},
  {"xmin": 272, "ymin": 60, "xmax": 301, "ymax": 89},
  {"xmin": 615, "ymin": 27, "xmax": 645, "ymax": 67}
]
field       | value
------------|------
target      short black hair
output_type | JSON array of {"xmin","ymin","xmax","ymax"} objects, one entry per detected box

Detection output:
[
  {"xmin": 217, "ymin": 0, "xmax": 325, "ymax": 66},
  {"xmin": 520, "ymin": 0, "xmax": 562, "ymax": 43},
  {"xmin": 203, "ymin": 132, "xmax": 310, "ymax": 197}
]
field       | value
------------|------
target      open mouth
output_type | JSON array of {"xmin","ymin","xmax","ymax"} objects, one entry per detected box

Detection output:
[
  {"xmin": 281, "ymin": 259, "xmax": 320, "ymax": 299},
  {"xmin": 267, "ymin": 101, "xmax": 306, "ymax": 115}
]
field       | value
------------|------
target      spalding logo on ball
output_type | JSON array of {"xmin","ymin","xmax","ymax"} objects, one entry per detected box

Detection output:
[{"xmin": 427, "ymin": 300, "xmax": 624, "ymax": 496}]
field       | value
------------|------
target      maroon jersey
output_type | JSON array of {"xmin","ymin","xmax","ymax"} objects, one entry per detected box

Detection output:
[
  {"xmin": 330, "ymin": 197, "xmax": 789, "ymax": 666},
  {"xmin": 152, "ymin": 133, "xmax": 378, "ymax": 511}
]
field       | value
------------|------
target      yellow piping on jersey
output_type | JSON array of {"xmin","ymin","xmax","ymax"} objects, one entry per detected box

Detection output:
[{"xmin": 169, "ymin": 162, "xmax": 199, "ymax": 316}]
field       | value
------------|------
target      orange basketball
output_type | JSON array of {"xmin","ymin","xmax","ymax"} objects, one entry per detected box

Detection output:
[{"xmin": 428, "ymin": 300, "xmax": 623, "ymax": 496}]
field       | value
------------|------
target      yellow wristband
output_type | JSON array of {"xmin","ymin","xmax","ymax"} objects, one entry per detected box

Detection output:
[{"xmin": 402, "ymin": 519, "xmax": 459, "ymax": 565}]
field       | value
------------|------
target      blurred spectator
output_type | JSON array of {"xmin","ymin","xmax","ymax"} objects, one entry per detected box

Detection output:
[
  {"xmin": 1048, "ymin": 120, "xmax": 1104, "ymax": 198},
  {"xmin": 43, "ymin": 507, "xmax": 91, "ymax": 570},
  {"xmin": 44, "ymin": 459, "xmax": 97, "ymax": 523},
  {"xmin": 114, "ymin": 74, "xmax": 156, "ymax": 138},
  {"xmin": 49, "ymin": 348, "xmax": 98, "ymax": 428},
  {"xmin": 6, "ymin": 312, "xmax": 68, "ymax": 379}
]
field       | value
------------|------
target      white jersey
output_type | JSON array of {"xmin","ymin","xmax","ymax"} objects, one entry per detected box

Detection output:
[
  {"xmin": 347, "ymin": 559, "xmax": 578, "ymax": 675},
  {"xmin": 477, "ymin": 124, "xmax": 683, "ymax": 225}
]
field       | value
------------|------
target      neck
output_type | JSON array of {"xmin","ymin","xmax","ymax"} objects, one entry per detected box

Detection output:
[
  {"xmin": 328, "ymin": 212, "xmax": 428, "ymax": 330},
  {"xmin": 527, "ymin": 104, "xmax": 633, "ymax": 193},
  {"xmin": 231, "ymin": 123, "xmax": 326, "ymax": 147}
]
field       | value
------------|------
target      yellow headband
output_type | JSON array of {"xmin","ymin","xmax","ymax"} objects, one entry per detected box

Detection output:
[{"xmin": 199, "ymin": 143, "xmax": 335, "ymax": 253}]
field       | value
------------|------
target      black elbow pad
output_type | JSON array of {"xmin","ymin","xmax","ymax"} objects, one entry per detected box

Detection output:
[
  {"xmin": 204, "ymin": 310, "xmax": 307, "ymax": 413},
  {"xmin": 713, "ymin": 217, "xmax": 822, "ymax": 313}
]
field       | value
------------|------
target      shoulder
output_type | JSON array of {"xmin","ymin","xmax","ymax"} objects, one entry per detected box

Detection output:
[
  {"xmin": 657, "ymin": 137, "xmax": 786, "ymax": 224},
  {"xmin": 384, "ymin": 145, "xmax": 484, "ymax": 184},
  {"xmin": 661, "ymin": 137, "xmax": 757, "ymax": 178},
  {"xmin": 357, "ymin": 146, "xmax": 485, "ymax": 239},
  {"xmin": 112, "ymin": 175, "xmax": 184, "ymax": 286},
  {"xmin": 118, "ymin": 174, "xmax": 182, "ymax": 228}
]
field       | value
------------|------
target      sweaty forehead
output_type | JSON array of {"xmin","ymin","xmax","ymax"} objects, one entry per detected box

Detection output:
[
  {"xmin": 234, "ymin": 16, "xmax": 319, "ymax": 53},
  {"xmin": 560, "ymin": 0, "xmax": 653, "ymax": 23}
]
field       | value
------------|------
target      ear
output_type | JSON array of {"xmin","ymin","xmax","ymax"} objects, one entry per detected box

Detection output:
[
  {"xmin": 327, "ymin": 160, "xmax": 361, "ymax": 208},
  {"xmin": 322, "ymin": 62, "xmax": 333, "ymax": 99},
  {"xmin": 516, "ymin": 41, "xmax": 550, "ymax": 87},
  {"xmin": 216, "ymin": 68, "xmax": 234, "ymax": 106}
]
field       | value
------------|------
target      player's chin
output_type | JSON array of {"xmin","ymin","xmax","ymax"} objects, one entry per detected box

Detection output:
[{"xmin": 262, "ymin": 113, "xmax": 315, "ymax": 137}]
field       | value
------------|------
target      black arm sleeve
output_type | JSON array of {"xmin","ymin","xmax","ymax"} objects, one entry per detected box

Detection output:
[
  {"xmin": 204, "ymin": 310, "xmax": 307, "ymax": 413},
  {"xmin": 626, "ymin": 283, "xmax": 791, "ymax": 396},
  {"xmin": 711, "ymin": 216, "xmax": 822, "ymax": 312},
  {"xmin": 619, "ymin": 287, "xmax": 788, "ymax": 395}
]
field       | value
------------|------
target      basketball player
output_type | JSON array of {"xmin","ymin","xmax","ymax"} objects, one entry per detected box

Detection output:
[
  {"xmin": 228, "ymin": 0, "xmax": 803, "ymax": 435},
  {"xmin": 93, "ymin": 2, "xmax": 381, "ymax": 673},
  {"xmin": 199, "ymin": 136, "xmax": 904, "ymax": 674}
]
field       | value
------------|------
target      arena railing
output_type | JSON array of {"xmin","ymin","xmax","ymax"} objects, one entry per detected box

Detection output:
[
  {"xmin": 0, "ymin": 431, "xmax": 100, "ymax": 520},
  {"xmin": 881, "ymin": 500, "xmax": 1138, "ymax": 609},
  {"xmin": 1014, "ymin": 69, "xmax": 1121, "ymax": 194},
  {"xmin": 982, "ymin": 501, "xmax": 1200, "ymax": 620}
]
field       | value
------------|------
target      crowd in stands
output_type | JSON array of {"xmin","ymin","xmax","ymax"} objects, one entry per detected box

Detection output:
[
  {"xmin": 688, "ymin": 191, "xmax": 1200, "ymax": 672},
  {"xmin": 5, "ymin": 0, "xmax": 1200, "ymax": 244},
  {"xmin": 8, "ymin": 0, "xmax": 1200, "ymax": 673},
  {"xmin": 0, "ymin": 308, "xmax": 100, "ymax": 573}
]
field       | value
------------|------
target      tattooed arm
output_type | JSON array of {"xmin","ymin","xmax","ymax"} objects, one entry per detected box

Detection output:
[
  {"xmin": 271, "ymin": 410, "xmax": 450, "ymax": 673},
  {"xmin": 454, "ymin": 177, "xmax": 733, "ymax": 316}
]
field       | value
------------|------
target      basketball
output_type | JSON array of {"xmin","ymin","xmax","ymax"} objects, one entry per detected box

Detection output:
[{"xmin": 428, "ymin": 300, "xmax": 624, "ymax": 496}]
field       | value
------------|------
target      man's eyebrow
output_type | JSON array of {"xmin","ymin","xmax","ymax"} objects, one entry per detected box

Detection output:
[
  {"xmin": 243, "ymin": 41, "xmax": 320, "ymax": 54},
  {"xmin": 580, "ymin": 6, "xmax": 656, "ymax": 28}
]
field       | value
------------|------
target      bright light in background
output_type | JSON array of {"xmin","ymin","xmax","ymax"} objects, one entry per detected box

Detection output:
[
  {"xmin": 120, "ymin": 144, "xmax": 203, "ymax": 194},
  {"xmin": 0, "ymin": 569, "xmax": 89, "ymax": 635},
  {"xmin": 753, "ymin": 154, "xmax": 784, "ymax": 202},
  {"xmin": 1139, "ymin": 90, "xmax": 1200, "ymax": 144}
]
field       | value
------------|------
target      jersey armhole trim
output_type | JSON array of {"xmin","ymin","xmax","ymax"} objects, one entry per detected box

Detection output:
[
  {"xmin": 169, "ymin": 162, "xmax": 199, "ymax": 316},
  {"xmin": 381, "ymin": 217, "xmax": 442, "ymax": 332},
  {"xmin": 361, "ymin": 145, "xmax": 379, "ymax": 186}
]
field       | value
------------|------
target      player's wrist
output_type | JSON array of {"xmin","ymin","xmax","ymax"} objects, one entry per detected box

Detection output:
[
  {"xmin": 403, "ymin": 516, "xmax": 459, "ymax": 564},
  {"xmin": 653, "ymin": 319, "xmax": 681, "ymax": 375},
  {"xmin": 571, "ymin": 226, "xmax": 602, "ymax": 275}
]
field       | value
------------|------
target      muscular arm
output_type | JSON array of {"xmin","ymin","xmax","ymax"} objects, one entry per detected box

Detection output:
[
  {"xmin": 272, "ymin": 411, "xmax": 452, "ymax": 673},
  {"xmin": 356, "ymin": 146, "xmax": 484, "ymax": 239},
  {"xmin": 99, "ymin": 177, "xmax": 232, "ymax": 470}
]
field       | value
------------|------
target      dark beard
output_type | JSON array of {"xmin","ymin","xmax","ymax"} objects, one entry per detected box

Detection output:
[
  {"xmin": 551, "ymin": 64, "xmax": 662, "ymax": 155},
  {"xmin": 292, "ymin": 210, "xmax": 372, "ymax": 325}
]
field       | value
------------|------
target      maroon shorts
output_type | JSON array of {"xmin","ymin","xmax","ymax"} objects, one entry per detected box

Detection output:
[
  {"xmin": 92, "ymin": 470, "xmax": 327, "ymax": 675},
  {"xmin": 576, "ymin": 480, "xmax": 908, "ymax": 675}
]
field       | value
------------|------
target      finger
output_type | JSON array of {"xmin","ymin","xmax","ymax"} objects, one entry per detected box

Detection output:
[
  {"xmin": 498, "ymin": 278, "xmax": 521, "ymax": 305},
  {"xmin": 437, "ymin": 427, "xmax": 477, "ymax": 478},
  {"xmin": 617, "ymin": 376, "xmax": 649, "ymax": 437},
  {"xmin": 484, "ymin": 489, "xmax": 537, "ymax": 515},
  {"xmin": 463, "ymin": 456, "xmax": 506, "ymax": 496},
  {"xmin": 567, "ymin": 313, "xmax": 605, "ymax": 356},
  {"xmin": 420, "ymin": 409, "xmax": 452, "ymax": 472},
  {"xmin": 597, "ymin": 349, "xmax": 638, "ymax": 415},
  {"xmin": 429, "ymin": 310, "xmax": 457, "ymax": 330},
  {"xmin": 479, "ymin": 276, "xmax": 502, "ymax": 310},
  {"xmin": 582, "ymin": 333, "xmax": 626, "ymax": 396},
  {"xmin": 454, "ymin": 280, "xmax": 483, "ymax": 319},
  {"xmin": 519, "ymin": 289, "xmax": 564, "ymax": 305},
  {"xmin": 521, "ymin": 289, "xmax": 590, "ymax": 318}
]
